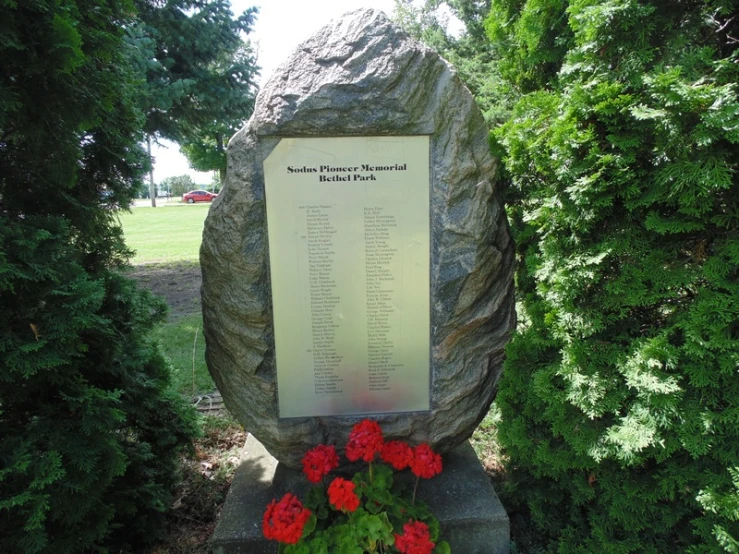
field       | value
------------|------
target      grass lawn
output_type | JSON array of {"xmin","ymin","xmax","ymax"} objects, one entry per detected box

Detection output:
[
  {"xmin": 154, "ymin": 312, "xmax": 213, "ymax": 397},
  {"xmin": 118, "ymin": 203, "xmax": 211, "ymax": 264},
  {"xmin": 119, "ymin": 202, "xmax": 215, "ymax": 395}
]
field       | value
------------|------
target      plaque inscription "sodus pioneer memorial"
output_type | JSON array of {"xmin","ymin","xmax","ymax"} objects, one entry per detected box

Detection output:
[{"xmin": 264, "ymin": 136, "xmax": 430, "ymax": 418}]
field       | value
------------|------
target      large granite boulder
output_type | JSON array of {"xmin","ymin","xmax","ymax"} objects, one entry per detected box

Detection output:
[{"xmin": 200, "ymin": 8, "xmax": 515, "ymax": 468}]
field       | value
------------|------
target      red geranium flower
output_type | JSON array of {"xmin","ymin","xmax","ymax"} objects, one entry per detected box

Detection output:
[
  {"xmin": 409, "ymin": 444, "xmax": 442, "ymax": 479},
  {"xmin": 302, "ymin": 444, "xmax": 339, "ymax": 483},
  {"xmin": 345, "ymin": 419, "xmax": 384, "ymax": 462},
  {"xmin": 380, "ymin": 440, "xmax": 413, "ymax": 471},
  {"xmin": 327, "ymin": 477, "xmax": 361, "ymax": 512},
  {"xmin": 262, "ymin": 493, "xmax": 312, "ymax": 544},
  {"xmin": 394, "ymin": 520, "xmax": 435, "ymax": 554}
]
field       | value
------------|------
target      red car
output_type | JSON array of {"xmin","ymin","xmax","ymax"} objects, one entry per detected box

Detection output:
[{"xmin": 182, "ymin": 190, "xmax": 217, "ymax": 203}]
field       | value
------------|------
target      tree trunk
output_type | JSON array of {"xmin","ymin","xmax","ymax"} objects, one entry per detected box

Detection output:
[{"xmin": 217, "ymin": 133, "xmax": 227, "ymax": 187}]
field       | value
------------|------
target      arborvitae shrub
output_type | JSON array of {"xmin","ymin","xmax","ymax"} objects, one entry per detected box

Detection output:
[
  {"xmin": 490, "ymin": 0, "xmax": 739, "ymax": 551},
  {"xmin": 0, "ymin": 1, "xmax": 198, "ymax": 552}
]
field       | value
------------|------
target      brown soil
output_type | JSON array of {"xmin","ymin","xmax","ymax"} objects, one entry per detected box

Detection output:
[
  {"xmin": 149, "ymin": 419, "xmax": 247, "ymax": 554},
  {"xmin": 128, "ymin": 263, "xmax": 202, "ymax": 318}
]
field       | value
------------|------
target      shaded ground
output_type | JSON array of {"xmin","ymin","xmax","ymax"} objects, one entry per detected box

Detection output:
[
  {"xmin": 150, "ymin": 416, "xmax": 246, "ymax": 554},
  {"xmin": 129, "ymin": 262, "xmax": 202, "ymax": 318},
  {"xmin": 130, "ymin": 261, "xmax": 242, "ymax": 554}
]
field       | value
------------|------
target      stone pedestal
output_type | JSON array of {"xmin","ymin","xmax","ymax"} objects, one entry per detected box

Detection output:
[{"xmin": 211, "ymin": 435, "xmax": 509, "ymax": 554}]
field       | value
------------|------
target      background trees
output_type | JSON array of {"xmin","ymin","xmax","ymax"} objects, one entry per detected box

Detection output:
[
  {"xmin": 160, "ymin": 174, "xmax": 197, "ymax": 197},
  {"xmin": 393, "ymin": 0, "xmax": 512, "ymax": 125},
  {"xmin": 488, "ymin": 0, "xmax": 739, "ymax": 551},
  {"xmin": 0, "ymin": 1, "xmax": 197, "ymax": 551},
  {"xmin": 131, "ymin": 0, "xmax": 259, "ymax": 186}
]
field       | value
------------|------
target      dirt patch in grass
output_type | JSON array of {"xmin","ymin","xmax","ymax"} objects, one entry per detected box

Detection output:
[
  {"xmin": 129, "ymin": 262, "xmax": 202, "ymax": 318},
  {"xmin": 126, "ymin": 262, "xmax": 213, "ymax": 395}
]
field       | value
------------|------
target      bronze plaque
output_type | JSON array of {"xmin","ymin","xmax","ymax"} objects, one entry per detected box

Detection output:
[{"xmin": 264, "ymin": 136, "xmax": 430, "ymax": 417}]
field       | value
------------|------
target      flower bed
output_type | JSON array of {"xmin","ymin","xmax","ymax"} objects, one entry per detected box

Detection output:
[{"xmin": 262, "ymin": 419, "xmax": 450, "ymax": 553}]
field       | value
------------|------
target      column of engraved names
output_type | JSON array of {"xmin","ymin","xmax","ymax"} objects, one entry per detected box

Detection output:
[
  {"xmin": 364, "ymin": 207, "xmax": 402, "ymax": 392},
  {"xmin": 306, "ymin": 205, "xmax": 343, "ymax": 395}
]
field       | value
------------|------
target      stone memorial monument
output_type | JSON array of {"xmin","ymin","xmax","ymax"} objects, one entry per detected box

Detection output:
[{"xmin": 202, "ymin": 8, "xmax": 514, "ymax": 553}]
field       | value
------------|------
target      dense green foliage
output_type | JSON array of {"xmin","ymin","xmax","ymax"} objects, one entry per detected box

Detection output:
[
  {"xmin": 486, "ymin": 0, "xmax": 572, "ymax": 93},
  {"xmin": 488, "ymin": 0, "xmax": 739, "ymax": 551},
  {"xmin": 131, "ymin": 0, "xmax": 259, "ymax": 180},
  {"xmin": 394, "ymin": 0, "xmax": 515, "ymax": 125},
  {"xmin": 0, "ymin": 1, "xmax": 197, "ymax": 552}
]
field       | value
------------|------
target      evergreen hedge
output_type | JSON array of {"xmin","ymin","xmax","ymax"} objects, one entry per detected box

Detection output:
[
  {"xmin": 489, "ymin": 0, "xmax": 739, "ymax": 551},
  {"xmin": 0, "ymin": 1, "xmax": 197, "ymax": 552}
]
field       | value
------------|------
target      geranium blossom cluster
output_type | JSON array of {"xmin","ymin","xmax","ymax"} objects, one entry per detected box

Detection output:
[
  {"xmin": 341, "ymin": 419, "xmax": 442, "ymax": 479},
  {"xmin": 381, "ymin": 440, "xmax": 413, "ymax": 471},
  {"xmin": 301, "ymin": 444, "xmax": 339, "ymax": 483},
  {"xmin": 345, "ymin": 419, "xmax": 384, "ymax": 462},
  {"xmin": 409, "ymin": 443, "xmax": 442, "ymax": 479},
  {"xmin": 380, "ymin": 439, "xmax": 442, "ymax": 480},
  {"xmin": 394, "ymin": 520, "xmax": 435, "ymax": 554},
  {"xmin": 327, "ymin": 477, "xmax": 360, "ymax": 512},
  {"xmin": 262, "ymin": 493, "xmax": 312, "ymax": 545}
]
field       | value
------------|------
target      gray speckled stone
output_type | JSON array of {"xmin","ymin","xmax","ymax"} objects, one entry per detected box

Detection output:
[{"xmin": 201, "ymin": 8, "xmax": 515, "ymax": 468}]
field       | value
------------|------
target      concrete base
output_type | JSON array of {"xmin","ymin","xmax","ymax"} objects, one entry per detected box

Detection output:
[{"xmin": 210, "ymin": 435, "xmax": 509, "ymax": 553}]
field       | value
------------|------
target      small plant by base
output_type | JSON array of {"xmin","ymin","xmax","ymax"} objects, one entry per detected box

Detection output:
[{"xmin": 262, "ymin": 419, "xmax": 451, "ymax": 553}]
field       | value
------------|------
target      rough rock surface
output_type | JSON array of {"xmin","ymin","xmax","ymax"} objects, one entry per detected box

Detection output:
[{"xmin": 201, "ymin": 9, "xmax": 515, "ymax": 468}]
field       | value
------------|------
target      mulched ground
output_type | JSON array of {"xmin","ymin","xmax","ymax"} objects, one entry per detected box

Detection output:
[{"xmin": 149, "ymin": 420, "xmax": 247, "ymax": 554}]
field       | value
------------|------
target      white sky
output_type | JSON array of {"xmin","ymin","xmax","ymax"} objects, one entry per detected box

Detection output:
[{"xmin": 151, "ymin": 0, "xmax": 398, "ymax": 184}]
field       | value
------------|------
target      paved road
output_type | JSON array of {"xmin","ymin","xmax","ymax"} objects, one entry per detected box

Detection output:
[{"xmin": 132, "ymin": 197, "xmax": 182, "ymax": 207}]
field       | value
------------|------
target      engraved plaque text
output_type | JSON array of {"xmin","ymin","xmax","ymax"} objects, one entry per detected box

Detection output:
[{"xmin": 264, "ymin": 136, "xmax": 430, "ymax": 418}]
